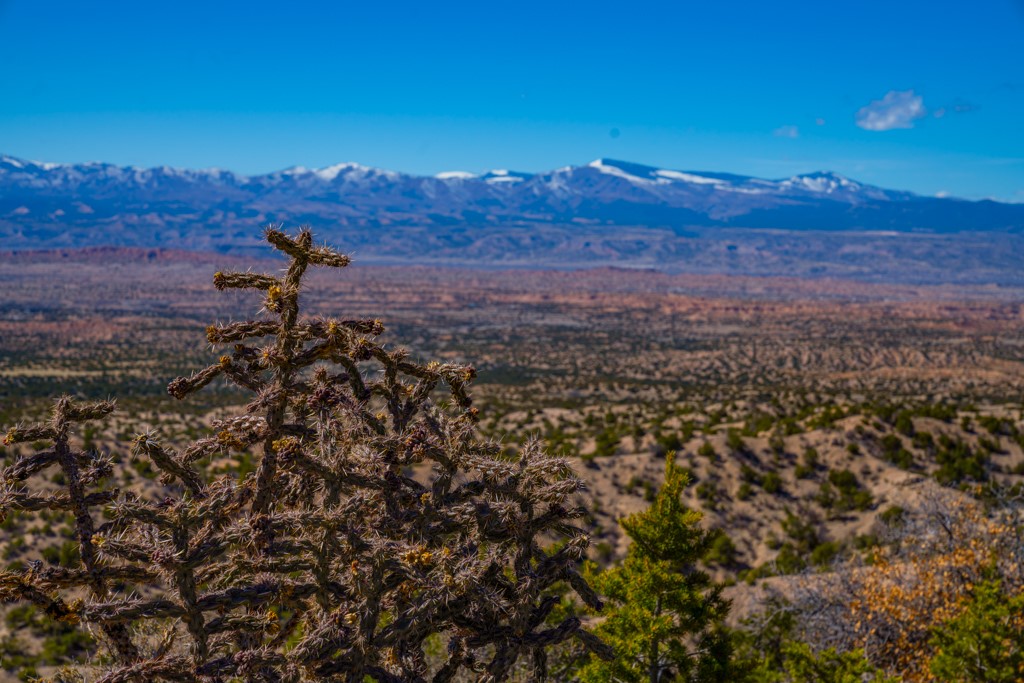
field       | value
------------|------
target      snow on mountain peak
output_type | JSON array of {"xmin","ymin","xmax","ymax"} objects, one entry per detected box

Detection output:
[
  {"xmin": 303, "ymin": 162, "xmax": 402, "ymax": 182},
  {"xmin": 481, "ymin": 169, "xmax": 530, "ymax": 184},
  {"xmin": 774, "ymin": 171, "xmax": 866, "ymax": 195},
  {"xmin": 586, "ymin": 159, "xmax": 735, "ymax": 189},
  {"xmin": 587, "ymin": 159, "xmax": 657, "ymax": 184},
  {"xmin": 436, "ymin": 171, "xmax": 478, "ymax": 180},
  {"xmin": 313, "ymin": 163, "xmax": 366, "ymax": 181},
  {"xmin": 1, "ymin": 155, "xmax": 60, "ymax": 171},
  {"xmin": 654, "ymin": 169, "xmax": 726, "ymax": 186}
]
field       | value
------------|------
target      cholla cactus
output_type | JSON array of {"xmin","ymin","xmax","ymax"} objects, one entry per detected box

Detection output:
[
  {"xmin": 0, "ymin": 227, "xmax": 611, "ymax": 682},
  {"xmin": 1, "ymin": 397, "xmax": 142, "ymax": 665}
]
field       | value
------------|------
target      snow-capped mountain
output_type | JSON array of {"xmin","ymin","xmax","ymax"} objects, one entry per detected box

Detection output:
[{"xmin": 1, "ymin": 154, "xmax": 1021, "ymax": 277}]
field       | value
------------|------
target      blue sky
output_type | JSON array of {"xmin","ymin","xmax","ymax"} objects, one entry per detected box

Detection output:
[{"xmin": 2, "ymin": 0, "xmax": 1023, "ymax": 200}]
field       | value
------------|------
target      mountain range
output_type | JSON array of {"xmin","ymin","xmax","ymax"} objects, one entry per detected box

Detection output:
[{"xmin": 2, "ymin": 154, "xmax": 1022, "ymax": 283}]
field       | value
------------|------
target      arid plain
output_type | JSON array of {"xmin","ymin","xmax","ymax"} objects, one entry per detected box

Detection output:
[{"xmin": 3, "ymin": 247, "xmax": 1023, "ymax": 568}]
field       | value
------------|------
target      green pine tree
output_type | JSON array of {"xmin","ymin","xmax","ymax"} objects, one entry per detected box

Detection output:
[
  {"xmin": 929, "ymin": 579, "xmax": 1024, "ymax": 682},
  {"xmin": 577, "ymin": 454, "xmax": 733, "ymax": 682}
]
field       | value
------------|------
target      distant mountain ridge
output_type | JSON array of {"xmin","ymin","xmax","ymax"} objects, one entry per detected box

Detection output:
[{"xmin": 2, "ymin": 154, "xmax": 1023, "ymax": 283}]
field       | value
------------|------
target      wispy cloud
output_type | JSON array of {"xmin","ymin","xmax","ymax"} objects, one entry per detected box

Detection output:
[
  {"xmin": 951, "ymin": 98, "xmax": 979, "ymax": 113},
  {"xmin": 773, "ymin": 125, "xmax": 799, "ymax": 138},
  {"xmin": 934, "ymin": 98, "xmax": 979, "ymax": 118},
  {"xmin": 855, "ymin": 90, "xmax": 926, "ymax": 131}
]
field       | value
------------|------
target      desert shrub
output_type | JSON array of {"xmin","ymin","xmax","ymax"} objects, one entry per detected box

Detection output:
[
  {"xmin": 912, "ymin": 430, "xmax": 934, "ymax": 451},
  {"xmin": 698, "ymin": 441, "xmax": 718, "ymax": 461},
  {"xmin": 854, "ymin": 534, "xmax": 879, "ymax": 552},
  {"xmin": 725, "ymin": 429, "xmax": 747, "ymax": 455},
  {"xmin": 893, "ymin": 412, "xmax": 916, "ymax": 437},
  {"xmin": 704, "ymin": 531, "xmax": 739, "ymax": 568},
  {"xmin": 759, "ymin": 509, "xmax": 826, "ymax": 576},
  {"xmin": 762, "ymin": 471, "xmax": 783, "ymax": 495},
  {"xmin": 879, "ymin": 433, "xmax": 914, "ymax": 470},
  {"xmin": 878, "ymin": 505, "xmax": 905, "ymax": 527},
  {"xmin": 653, "ymin": 421, "xmax": 695, "ymax": 458},
  {"xmin": 4, "ymin": 604, "xmax": 36, "ymax": 630},
  {"xmin": 749, "ymin": 642, "xmax": 897, "ymax": 682},
  {"xmin": 742, "ymin": 413, "xmax": 775, "ymax": 437},
  {"xmin": 817, "ymin": 469, "xmax": 872, "ymax": 512},
  {"xmin": 695, "ymin": 481, "xmax": 722, "ymax": 510},
  {"xmin": 809, "ymin": 541, "xmax": 841, "ymax": 568},
  {"xmin": 871, "ymin": 402, "xmax": 956, "ymax": 425},
  {"xmin": 976, "ymin": 435, "xmax": 1003, "ymax": 454},
  {"xmin": 934, "ymin": 435, "xmax": 988, "ymax": 485},
  {"xmin": 0, "ymin": 634, "xmax": 39, "ymax": 681},
  {"xmin": 773, "ymin": 545, "xmax": 806, "ymax": 575},
  {"xmin": 40, "ymin": 539, "xmax": 80, "ymax": 568},
  {"xmin": 780, "ymin": 509, "xmax": 820, "ymax": 554},
  {"xmin": 805, "ymin": 404, "xmax": 849, "ymax": 430},
  {"xmin": 653, "ymin": 431, "xmax": 683, "ymax": 456},
  {"xmin": 794, "ymin": 447, "xmax": 819, "ymax": 479},
  {"xmin": 544, "ymin": 425, "xmax": 579, "ymax": 458},
  {"xmin": 739, "ymin": 464, "xmax": 760, "ymax": 484},
  {"xmin": 40, "ymin": 623, "xmax": 96, "ymax": 664},
  {"xmin": 921, "ymin": 404, "xmax": 958, "ymax": 423},
  {"xmin": 0, "ymin": 229, "xmax": 611, "ymax": 682},
  {"xmin": 593, "ymin": 426, "xmax": 621, "ymax": 457},
  {"xmin": 977, "ymin": 415, "xmax": 1018, "ymax": 437}
]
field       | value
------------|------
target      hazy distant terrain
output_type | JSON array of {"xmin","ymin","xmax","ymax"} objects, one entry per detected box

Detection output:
[
  {"xmin": 3, "ymin": 248, "xmax": 1024, "ymax": 578},
  {"xmin": 3, "ymin": 155, "xmax": 1023, "ymax": 284}
]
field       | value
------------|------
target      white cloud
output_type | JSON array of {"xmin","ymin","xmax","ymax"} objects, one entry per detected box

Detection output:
[
  {"xmin": 933, "ymin": 98, "xmax": 977, "ymax": 120},
  {"xmin": 855, "ymin": 90, "xmax": 926, "ymax": 131},
  {"xmin": 773, "ymin": 125, "xmax": 799, "ymax": 138}
]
